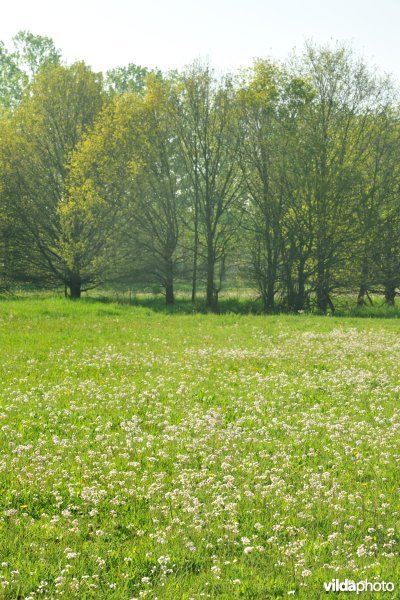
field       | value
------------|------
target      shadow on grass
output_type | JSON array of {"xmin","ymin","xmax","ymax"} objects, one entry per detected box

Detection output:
[
  {"xmin": 88, "ymin": 294, "xmax": 400, "ymax": 318},
  {"xmin": 82, "ymin": 293, "xmax": 266, "ymax": 315},
  {"xmin": 2, "ymin": 288, "xmax": 400, "ymax": 318}
]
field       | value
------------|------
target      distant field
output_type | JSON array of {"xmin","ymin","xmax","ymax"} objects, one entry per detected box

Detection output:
[{"xmin": 0, "ymin": 298, "xmax": 399, "ymax": 598}]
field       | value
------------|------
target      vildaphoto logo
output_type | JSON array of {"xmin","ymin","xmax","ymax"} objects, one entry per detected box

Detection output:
[{"xmin": 323, "ymin": 579, "xmax": 395, "ymax": 594}]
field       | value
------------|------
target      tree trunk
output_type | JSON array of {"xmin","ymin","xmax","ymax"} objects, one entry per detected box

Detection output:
[
  {"xmin": 285, "ymin": 271, "xmax": 295, "ymax": 312},
  {"xmin": 206, "ymin": 248, "xmax": 218, "ymax": 312},
  {"xmin": 297, "ymin": 261, "xmax": 306, "ymax": 311},
  {"xmin": 164, "ymin": 255, "xmax": 175, "ymax": 306},
  {"xmin": 316, "ymin": 254, "xmax": 329, "ymax": 313},
  {"xmin": 165, "ymin": 283, "xmax": 174, "ymax": 305},
  {"xmin": 384, "ymin": 284, "xmax": 396, "ymax": 306},
  {"xmin": 357, "ymin": 283, "xmax": 367, "ymax": 307},
  {"xmin": 316, "ymin": 290, "xmax": 328, "ymax": 313},
  {"xmin": 191, "ymin": 246, "xmax": 198, "ymax": 303},
  {"xmin": 357, "ymin": 257, "xmax": 369, "ymax": 306},
  {"xmin": 263, "ymin": 276, "xmax": 275, "ymax": 313},
  {"xmin": 206, "ymin": 276, "xmax": 218, "ymax": 312},
  {"xmin": 327, "ymin": 295, "xmax": 335, "ymax": 314},
  {"xmin": 164, "ymin": 258, "xmax": 175, "ymax": 305},
  {"xmin": 263, "ymin": 293, "xmax": 274, "ymax": 313},
  {"xmin": 68, "ymin": 270, "xmax": 81, "ymax": 299},
  {"xmin": 69, "ymin": 279, "xmax": 81, "ymax": 299},
  {"xmin": 191, "ymin": 172, "xmax": 199, "ymax": 304}
]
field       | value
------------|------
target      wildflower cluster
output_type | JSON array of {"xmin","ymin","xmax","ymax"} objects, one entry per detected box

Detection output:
[{"xmin": 0, "ymin": 306, "xmax": 398, "ymax": 598}]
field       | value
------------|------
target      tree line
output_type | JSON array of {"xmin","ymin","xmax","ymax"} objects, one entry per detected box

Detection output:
[{"xmin": 1, "ymin": 32, "xmax": 399, "ymax": 312}]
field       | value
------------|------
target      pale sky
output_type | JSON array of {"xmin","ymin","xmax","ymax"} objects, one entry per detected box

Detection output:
[{"xmin": 1, "ymin": 0, "xmax": 399, "ymax": 80}]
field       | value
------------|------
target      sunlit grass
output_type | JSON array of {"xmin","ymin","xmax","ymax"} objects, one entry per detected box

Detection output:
[{"xmin": 0, "ymin": 298, "xmax": 398, "ymax": 598}]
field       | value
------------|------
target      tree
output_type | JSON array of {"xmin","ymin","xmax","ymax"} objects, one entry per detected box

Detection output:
[
  {"xmin": 288, "ymin": 44, "xmax": 387, "ymax": 313},
  {"xmin": 12, "ymin": 31, "xmax": 61, "ymax": 82},
  {"xmin": 130, "ymin": 75, "xmax": 183, "ymax": 304},
  {"xmin": 59, "ymin": 89, "xmax": 141, "ymax": 297},
  {"xmin": 0, "ymin": 42, "xmax": 25, "ymax": 112},
  {"xmin": 371, "ymin": 113, "xmax": 400, "ymax": 305},
  {"xmin": 172, "ymin": 63, "xmax": 242, "ymax": 311},
  {"xmin": 237, "ymin": 61, "xmax": 281, "ymax": 311},
  {"xmin": 352, "ymin": 108, "xmax": 397, "ymax": 305},
  {"xmin": 0, "ymin": 31, "xmax": 61, "ymax": 113},
  {"xmin": 0, "ymin": 121, "xmax": 15, "ymax": 289},
  {"xmin": 1, "ymin": 62, "xmax": 103, "ymax": 297},
  {"xmin": 105, "ymin": 63, "xmax": 151, "ymax": 95},
  {"xmin": 237, "ymin": 61, "xmax": 312, "ymax": 311},
  {"xmin": 68, "ymin": 75, "xmax": 185, "ymax": 303}
]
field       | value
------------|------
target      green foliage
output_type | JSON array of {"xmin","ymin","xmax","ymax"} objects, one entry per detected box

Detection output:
[
  {"xmin": 65, "ymin": 90, "xmax": 144, "ymax": 291},
  {"xmin": 105, "ymin": 63, "xmax": 154, "ymax": 94},
  {"xmin": 0, "ymin": 31, "xmax": 61, "ymax": 113},
  {"xmin": 0, "ymin": 41, "xmax": 26, "ymax": 111},
  {"xmin": 0, "ymin": 62, "xmax": 104, "ymax": 295},
  {"xmin": 1, "ymin": 34, "xmax": 399, "ymax": 309},
  {"xmin": 12, "ymin": 30, "xmax": 61, "ymax": 81},
  {"xmin": 171, "ymin": 62, "xmax": 244, "ymax": 310}
]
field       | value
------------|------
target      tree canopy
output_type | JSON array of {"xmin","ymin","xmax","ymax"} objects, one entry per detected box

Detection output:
[{"xmin": 1, "ymin": 34, "xmax": 399, "ymax": 311}]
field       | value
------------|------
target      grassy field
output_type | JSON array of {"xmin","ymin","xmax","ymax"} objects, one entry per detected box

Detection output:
[{"xmin": 0, "ymin": 298, "xmax": 399, "ymax": 598}]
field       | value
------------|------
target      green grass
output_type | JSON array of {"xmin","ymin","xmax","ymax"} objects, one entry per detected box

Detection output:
[
  {"xmin": 0, "ymin": 297, "xmax": 399, "ymax": 598},
  {"xmin": 5, "ymin": 286, "xmax": 400, "ymax": 317}
]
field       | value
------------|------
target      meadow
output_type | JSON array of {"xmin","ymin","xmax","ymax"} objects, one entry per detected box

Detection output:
[{"xmin": 0, "ymin": 298, "xmax": 399, "ymax": 598}]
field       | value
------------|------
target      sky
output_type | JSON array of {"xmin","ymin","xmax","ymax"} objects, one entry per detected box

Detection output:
[{"xmin": 1, "ymin": 0, "xmax": 400, "ymax": 80}]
